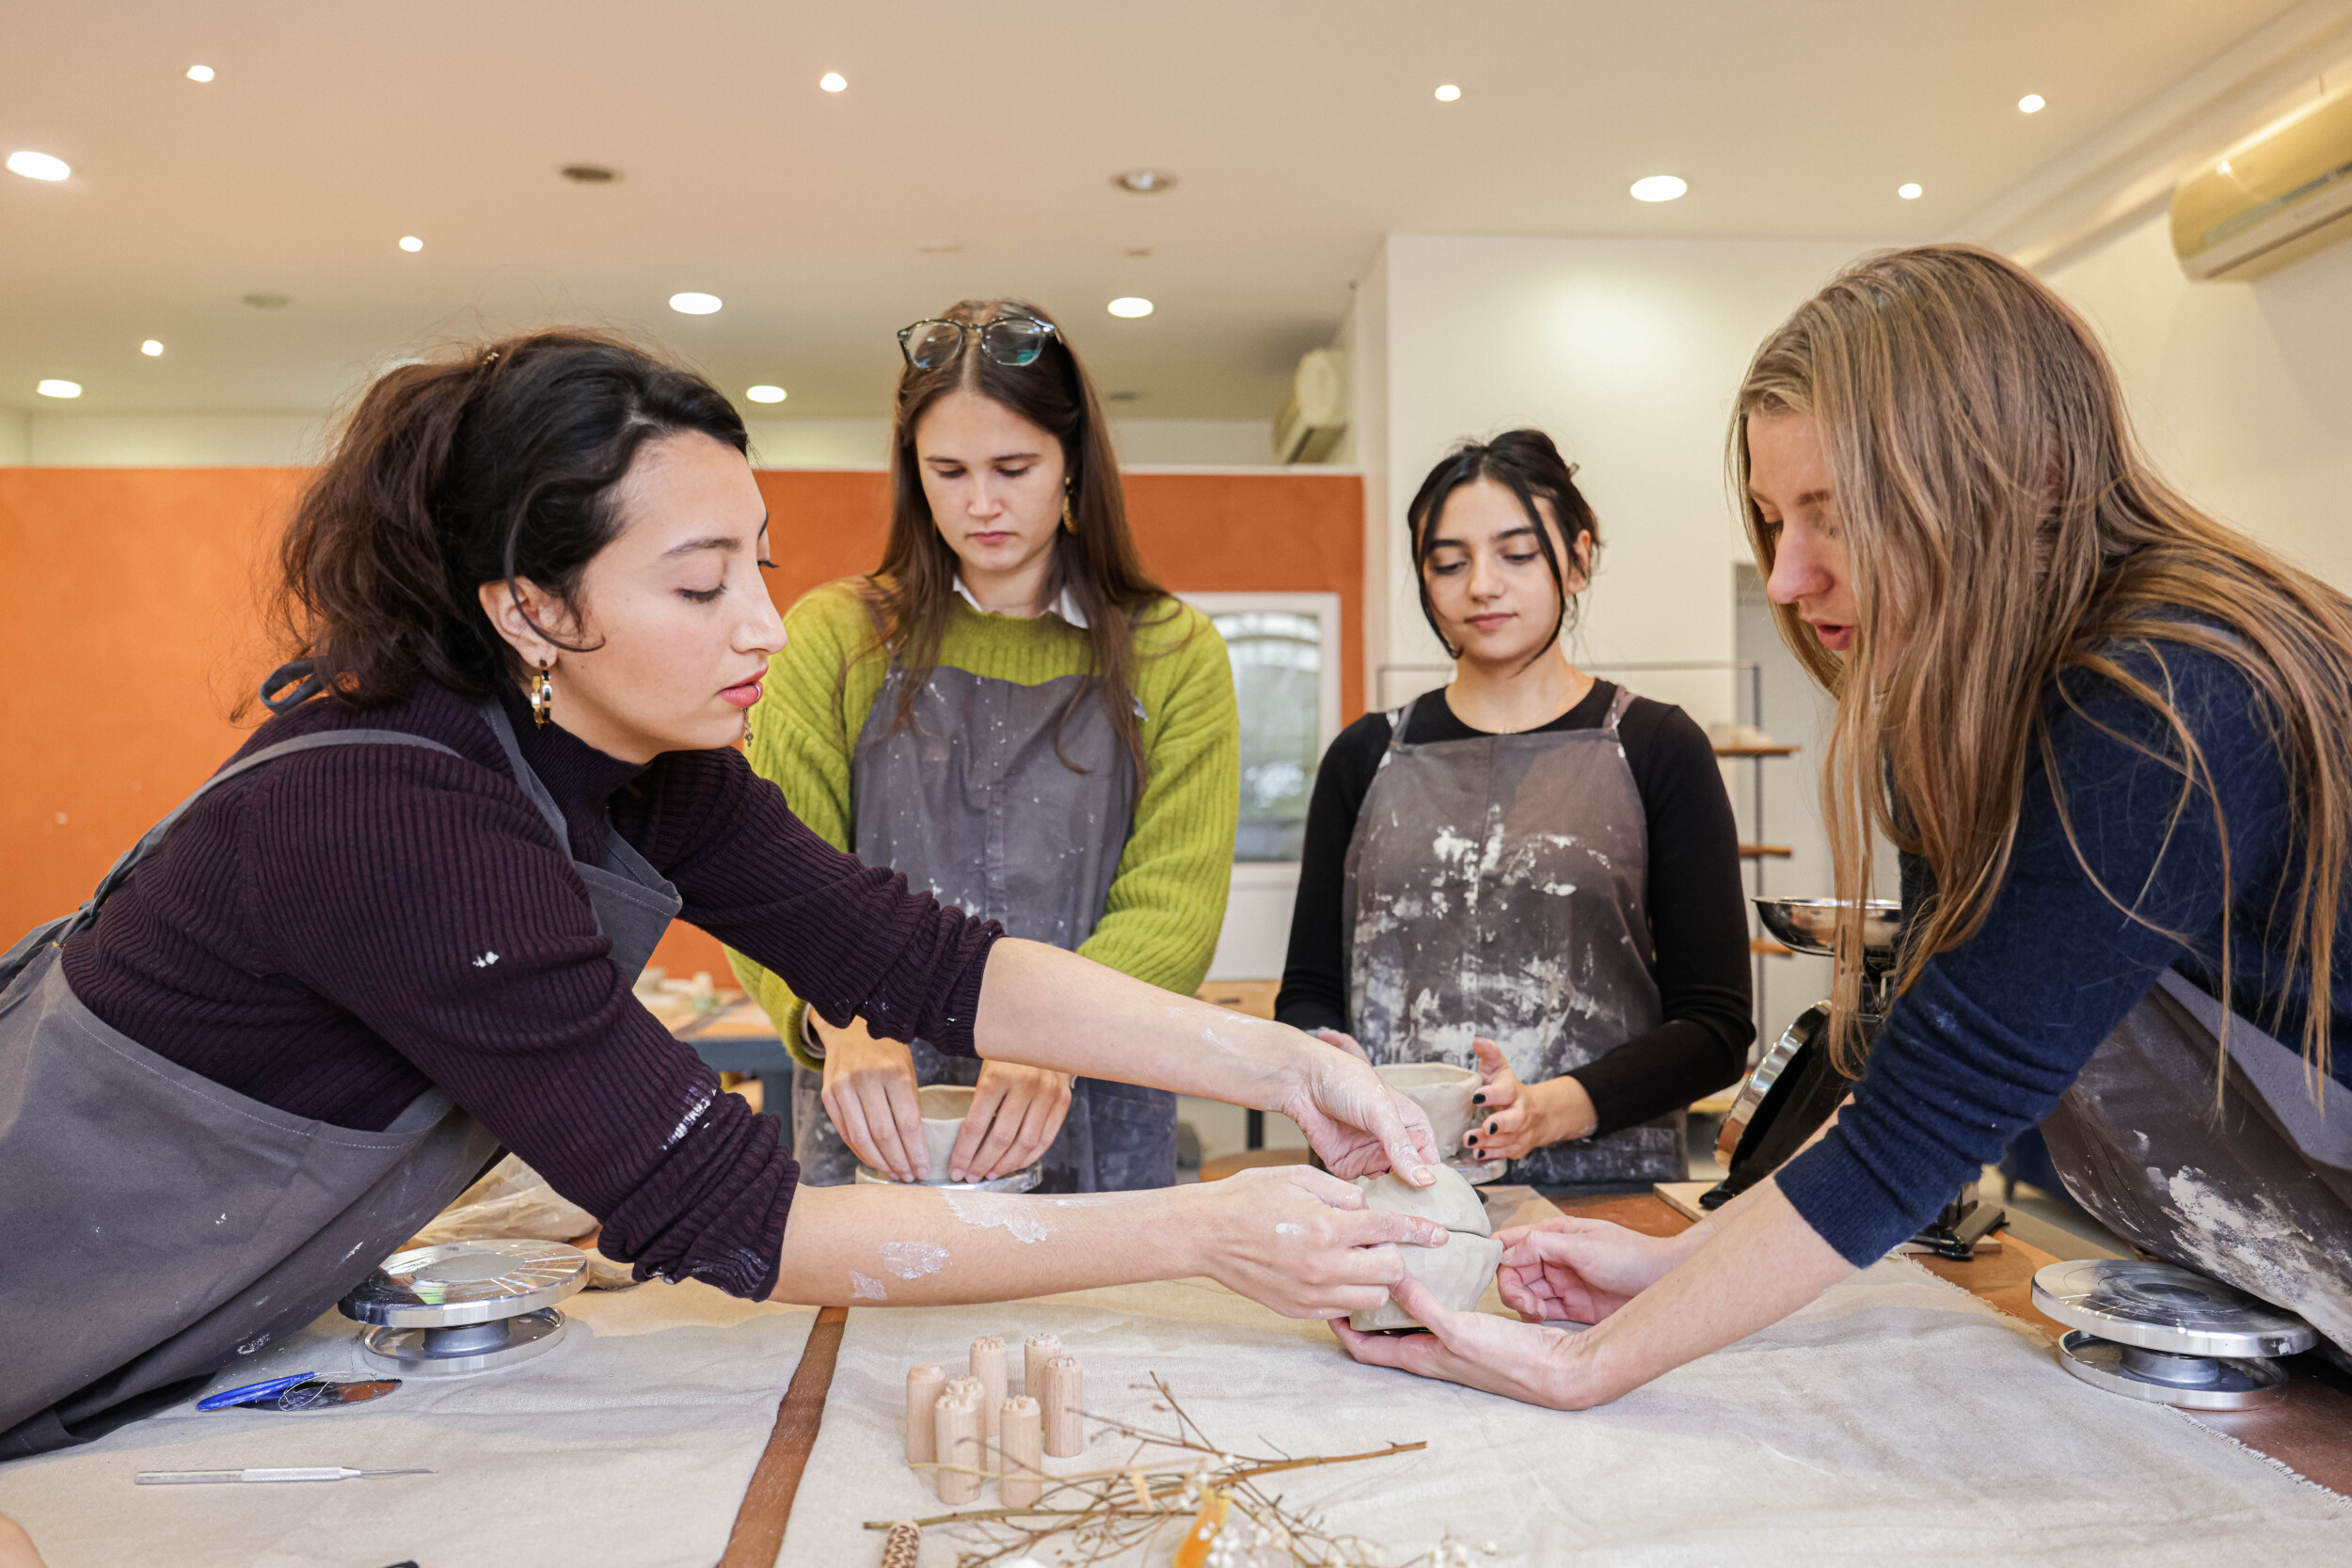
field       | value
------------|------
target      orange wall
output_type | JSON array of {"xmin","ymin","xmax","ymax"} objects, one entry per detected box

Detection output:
[{"xmin": 0, "ymin": 467, "xmax": 1362, "ymax": 981}]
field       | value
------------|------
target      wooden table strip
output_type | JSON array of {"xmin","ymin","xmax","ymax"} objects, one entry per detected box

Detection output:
[{"xmin": 722, "ymin": 1304, "xmax": 848, "ymax": 1567}]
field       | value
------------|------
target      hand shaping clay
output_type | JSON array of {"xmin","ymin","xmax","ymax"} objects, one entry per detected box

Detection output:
[
  {"xmin": 1355, "ymin": 1164, "xmax": 1491, "ymax": 1238},
  {"xmin": 1347, "ymin": 1231, "xmax": 1505, "ymax": 1332},
  {"xmin": 1375, "ymin": 1062, "xmax": 1479, "ymax": 1157},
  {"xmin": 917, "ymin": 1085, "xmax": 977, "ymax": 1181}
]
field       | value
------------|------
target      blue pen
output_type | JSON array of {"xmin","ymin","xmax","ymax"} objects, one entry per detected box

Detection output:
[{"xmin": 196, "ymin": 1372, "xmax": 316, "ymax": 1412}]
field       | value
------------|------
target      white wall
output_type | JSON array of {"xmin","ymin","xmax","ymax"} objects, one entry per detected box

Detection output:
[
  {"xmin": 1359, "ymin": 235, "xmax": 1891, "ymax": 723},
  {"xmin": 2, "ymin": 412, "xmax": 1275, "ymax": 471},
  {"xmin": 2042, "ymin": 212, "xmax": 2352, "ymax": 591}
]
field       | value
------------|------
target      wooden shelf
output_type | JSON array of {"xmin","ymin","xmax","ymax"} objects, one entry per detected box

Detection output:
[
  {"xmin": 1714, "ymin": 743, "xmax": 1801, "ymax": 757},
  {"xmin": 1751, "ymin": 938, "xmax": 1795, "ymax": 958},
  {"xmin": 1740, "ymin": 843, "xmax": 1792, "ymax": 860}
]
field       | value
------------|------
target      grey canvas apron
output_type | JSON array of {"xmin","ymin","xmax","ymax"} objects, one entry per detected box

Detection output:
[
  {"xmin": 0, "ymin": 678, "xmax": 679, "ymax": 1457},
  {"xmin": 790, "ymin": 662, "xmax": 1170, "ymax": 1192},
  {"xmin": 2043, "ymin": 967, "xmax": 2352, "ymax": 1353},
  {"xmin": 1343, "ymin": 686, "xmax": 1684, "ymax": 1190}
]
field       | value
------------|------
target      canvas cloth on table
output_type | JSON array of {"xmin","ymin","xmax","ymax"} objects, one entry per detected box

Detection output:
[
  {"xmin": 0, "ymin": 1279, "xmax": 814, "ymax": 1568},
  {"xmin": 777, "ymin": 1262, "xmax": 2351, "ymax": 1568}
]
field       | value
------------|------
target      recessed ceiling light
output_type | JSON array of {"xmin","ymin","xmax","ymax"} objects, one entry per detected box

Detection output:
[
  {"xmin": 1629, "ymin": 174, "xmax": 1687, "ymax": 202},
  {"xmin": 37, "ymin": 379, "xmax": 82, "ymax": 399},
  {"xmin": 746, "ymin": 385, "xmax": 787, "ymax": 404},
  {"xmin": 1107, "ymin": 297, "xmax": 1153, "ymax": 318},
  {"xmin": 1434, "ymin": 84, "xmax": 1461, "ymax": 103},
  {"xmin": 7, "ymin": 150, "xmax": 72, "ymax": 182},
  {"xmin": 140, "ymin": 340, "xmax": 164, "ymax": 356},
  {"xmin": 398, "ymin": 235, "xmax": 423, "ymax": 252},
  {"xmin": 241, "ymin": 293, "xmax": 290, "ymax": 309},
  {"xmin": 819, "ymin": 71, "xmax": 847, "ymax": 92},
  {"xmin": 2018, "ymin": 93, "xmax": 2046, "ymax": 114},
  {"xmin": 186, "ymin": 64, "xmax": 215, "ymax": 83},
  {"xmin": 561, "ymin": 165, "xmax": 621, "ymax": 184},
  {"xmin": 1898, "ymin": 182, "xmax": 1923, "ymax": 200},
  {"xmin": 1114, "ymin": 169, "xmax": 1176, "ymax": 194},
  {"xmin": 669, "ymin": 292, "xmax": 723, "ymax": 315}
]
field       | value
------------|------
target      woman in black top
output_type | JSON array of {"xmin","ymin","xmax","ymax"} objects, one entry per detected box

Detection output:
[{"xmin": 1278, "ymin": 431, "xmax": 1753, "ymax": 1189}]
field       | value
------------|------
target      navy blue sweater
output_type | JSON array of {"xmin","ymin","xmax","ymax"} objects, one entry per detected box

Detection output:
[{"xmin": 1779, "ymin": 634, "xmax": 2351, "ymax": 1263}]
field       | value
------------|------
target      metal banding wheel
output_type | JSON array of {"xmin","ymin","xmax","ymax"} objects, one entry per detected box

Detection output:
[
  {"xmin": 2031, "ymin": 1259, "xmax": 2316, "ymax": 1409},
  {"xmin": 854, "ymin": 1162, "xmax": 1043, "ymax": 1193},
  {"xmin": 341, "ymin": 1239, "xmax": 589, "ymax": 1377}
]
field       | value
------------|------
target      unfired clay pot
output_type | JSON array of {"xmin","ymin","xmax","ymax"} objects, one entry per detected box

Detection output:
[
  {"xmin": 1355, "ymin": 1166, "xmax": 1491, "ymax": 1238},
  {"xmin": 1375, "ymin": 1062, "xmax": 1480, "ymax": 1158},
  {"xmin": 1348, "ymin": 1234, "xmax": 1506, "ymax": 1332},
  {"xmin": 916, "ymin": 1084, "xmax": 976, "ymax": 1182},
  {"xmin": 1346, "ymin": 1164, "xmax": 1502, "ymax": 1331}
]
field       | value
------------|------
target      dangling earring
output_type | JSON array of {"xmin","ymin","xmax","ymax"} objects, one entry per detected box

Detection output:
[
  {"xmin": 528, "ymin": 663, "xmax": 554, "ymax": 728},
  {"xmin": 1060, "ymin": 480, "xmax": 1077, "ymax": 534}
]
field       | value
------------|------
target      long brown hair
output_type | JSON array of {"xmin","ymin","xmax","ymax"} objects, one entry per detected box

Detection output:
[
  {"xmin": 1733, "ymin": 245, "xmax": 2352, "ymax": 1088},
  {"xmin": 864, "ymin": 298, "xmax": 1172, "ymax": 777}
]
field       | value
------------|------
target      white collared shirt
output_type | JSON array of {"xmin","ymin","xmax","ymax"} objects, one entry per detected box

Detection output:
[{"xmin": 951, "ymin": 574, "xmax": 1089, "ymax": 629}]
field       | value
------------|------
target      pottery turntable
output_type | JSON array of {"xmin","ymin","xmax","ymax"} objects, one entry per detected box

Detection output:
[
  {"xmin": 340, "ymin": 1238, "xmax": 589, "ymax": 1376},
  {"xmin": 2032, "ymin": 1258, "xmax": 2317, "ymax": 1409}
]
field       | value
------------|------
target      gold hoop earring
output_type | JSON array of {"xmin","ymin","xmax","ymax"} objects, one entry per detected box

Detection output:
[
  {"xmin": 528, "ymin": 663, "xmax": 554, "ymax": 728},
  {"xmin": 1060, "ymin": 482, "xmax": 1076, "ymax": 534}
]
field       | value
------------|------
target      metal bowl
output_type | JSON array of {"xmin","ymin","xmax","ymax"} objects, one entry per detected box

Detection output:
[{"xmin": 1754, "ymin": 897, "xmax": 1904, "ymax": 958}]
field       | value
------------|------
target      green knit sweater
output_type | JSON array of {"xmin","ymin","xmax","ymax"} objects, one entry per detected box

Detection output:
[{"xmin": 727, "ymin": 580, "xmax": 1239, "ymax": 1067}]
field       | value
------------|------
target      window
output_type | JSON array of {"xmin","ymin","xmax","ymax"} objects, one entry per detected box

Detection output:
[{"xmin": 1179, "ymin": 593, "xmax": 1342, "ymax": 863}]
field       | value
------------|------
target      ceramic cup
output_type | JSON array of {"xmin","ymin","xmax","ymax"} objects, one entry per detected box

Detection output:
[
  {"xmin": 1375, "ymin": 1062, "xmax": 1480, "ymax": 1159},
  {"xmin": 916, "ymin": 1084, "xmax": 977, "ymax": 1182}
]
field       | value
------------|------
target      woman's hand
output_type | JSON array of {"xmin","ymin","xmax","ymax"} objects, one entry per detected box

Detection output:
[
  {"xmin": 1330, "ymin": 1275, "xmax": 1616, "ymax": 1409},
  {"xmin": 1462, "ymin": 1037, "xmax": 1597, "ymax": 1161},
  {"xmin": 1184, "ymin": 1166, "xmax": 1450, "ymax": 1319},
  {"xmin": 1314, "ymin": 1026, "xmax": 1370, "ymax": 1061},
  {"xmin": 817, "ymin": 1016, "xmax": 928, "ymax": 1181},
  {"xmin": 1278, "ymin": 1038, "xmax": 1441, "ymax": 1185},
  {"xmin": 948, "ymin": 1061, "xmax": 1072, "ymax": 1182},
  {"xmin": 1493, "ymin": 1215, "xmax": 1695, "ymax": 1324}
]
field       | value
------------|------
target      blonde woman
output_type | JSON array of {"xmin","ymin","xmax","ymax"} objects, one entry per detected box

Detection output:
[
  {"xmin": 729, "ymin": 301, "xmax": 1238, "ymax": 1192},
  {"xmin": 1336, "ymin": 245, "xmax": 2352, "ymax": 1405}
]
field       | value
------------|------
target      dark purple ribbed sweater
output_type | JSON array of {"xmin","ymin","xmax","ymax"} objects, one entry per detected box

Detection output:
[{"xmin": 59, "ymin": 680, "xmax": 997, "ymax": 1299}]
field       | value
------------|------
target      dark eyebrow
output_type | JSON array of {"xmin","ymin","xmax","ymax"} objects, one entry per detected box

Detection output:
[{"xmin": 1427, "ymin": 525, "xmax": 1537, "ymax": 550}]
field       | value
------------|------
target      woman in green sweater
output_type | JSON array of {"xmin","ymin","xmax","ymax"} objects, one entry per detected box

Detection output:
[{"xmin": 731, "ymin": 299, "xmax": 1238, "ymax": 1193}]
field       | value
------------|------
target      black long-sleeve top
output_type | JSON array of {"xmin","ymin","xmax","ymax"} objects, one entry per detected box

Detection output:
[
  {"xmin": 1275, "ymin": 681, "xmax": 1754, "ymax": 1134},
  {"xmin": 61, "ymin": 679, "xmax": 997, "ymax": 1300}
]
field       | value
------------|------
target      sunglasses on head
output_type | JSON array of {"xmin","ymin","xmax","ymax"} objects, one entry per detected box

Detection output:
[{"xmin": 896, "ymin": 313, "xmax": 1058, "ymax": 372}]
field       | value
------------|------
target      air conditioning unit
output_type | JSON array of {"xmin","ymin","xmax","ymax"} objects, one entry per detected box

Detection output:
[
  {"xmin": 1270, "ymin": 348, "xmax": 1348, "ymax": 464},
  {"xmin": 2172, "ymin": 81, "xmax": 2352, "ymax": 281}
]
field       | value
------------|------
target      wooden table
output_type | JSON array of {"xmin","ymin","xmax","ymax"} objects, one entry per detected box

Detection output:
[{"xmin": 714, "ymin": 1194, "xmax": 2352, "ymax": 1561}]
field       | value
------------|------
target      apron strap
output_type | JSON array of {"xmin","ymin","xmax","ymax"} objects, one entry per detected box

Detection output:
[
  {"xmin": 1385, "ymin": 696, "xmax": 1422, "ymax": 752},
  {"xmin": 68, "ymin": 728, "xmax": 465, "ymax": 941},
  {"xmin": 473, "ymin": 696, "xmax": 575, "ymax": 853},
  {"xmin": 1601, "ymin": 681, "xmax": 1637, "ymax": 732}
]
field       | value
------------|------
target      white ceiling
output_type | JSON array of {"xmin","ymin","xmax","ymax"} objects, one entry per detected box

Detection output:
[{"xmin": 0, "ymin": 0, "xmax": 2309, "ymax": 420}]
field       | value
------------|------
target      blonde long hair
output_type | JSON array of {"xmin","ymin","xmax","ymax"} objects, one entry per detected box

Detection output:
[{"xmin": 1733, "ymin": 245, "xmax": 2352, "ymax": 1088}]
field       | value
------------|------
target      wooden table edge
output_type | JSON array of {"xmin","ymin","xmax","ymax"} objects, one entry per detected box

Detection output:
[{"xmin": 721, "ymin": 1304, "xmax": 848, "ymax": 1568}]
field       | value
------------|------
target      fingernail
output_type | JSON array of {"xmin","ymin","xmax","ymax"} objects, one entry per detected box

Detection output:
[
  {"xmin": 1471, "ymin": 1093, "xmax": 1486, "ymax": 1105},
  {"xmin": 1486, "ymin": 1120, "xmax": 1499, "ymax": 1133}
]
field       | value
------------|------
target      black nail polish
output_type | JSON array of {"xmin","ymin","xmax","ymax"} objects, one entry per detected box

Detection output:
[
  {"xmin": 1486, "ymin": 1120, "xmax": 1499, "ymax": 1133},
  {"xmin": 1470, "ymin": 1093, "xmax": 1486, "ymax": 1105}
]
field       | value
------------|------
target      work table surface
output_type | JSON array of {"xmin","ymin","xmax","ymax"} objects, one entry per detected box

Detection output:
[{"xmin": 719, "ymin": 1191, "xmax": 2352, "ymax": 1562}]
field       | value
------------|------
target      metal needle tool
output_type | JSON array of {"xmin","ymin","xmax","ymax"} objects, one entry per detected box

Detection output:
[{"xmin": 135, "ymin": 1467, "xmax": 433, "ymax": 1484}]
